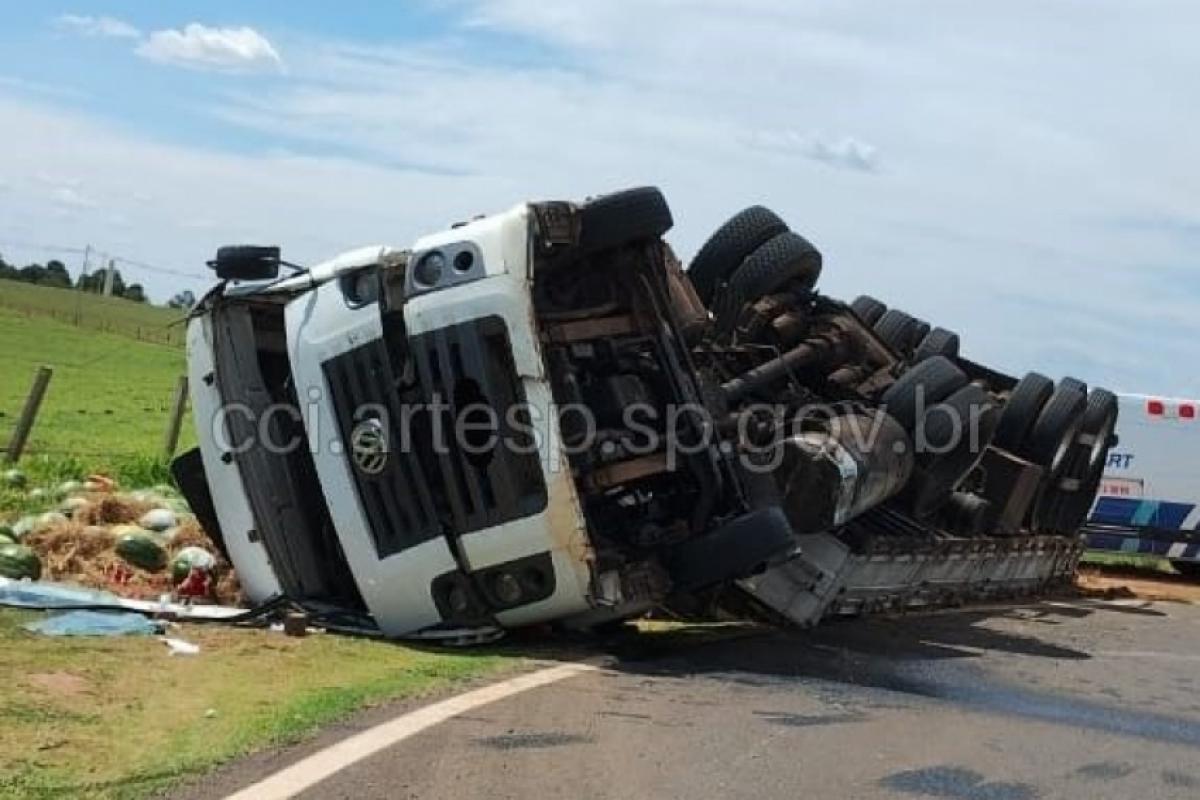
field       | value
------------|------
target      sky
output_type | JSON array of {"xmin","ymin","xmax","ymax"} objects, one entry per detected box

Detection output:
[{"xmin": 0, "ymin": 2, "xmax": 1196, "ymax": 396}]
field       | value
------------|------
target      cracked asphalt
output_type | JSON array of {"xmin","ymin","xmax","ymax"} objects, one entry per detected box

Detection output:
[{"xmin": 177, "ymin": 596, "xmax": 1200, "ymax": 800}]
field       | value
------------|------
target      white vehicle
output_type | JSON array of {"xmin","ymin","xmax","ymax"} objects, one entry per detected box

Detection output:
[
  {"xmin": 1084, "ymin": 393, "xmax": 1200, "ymax": 577},
  {"xmin": 172, "ymin": 188, "xmax": 1118, "ymax": 637}
]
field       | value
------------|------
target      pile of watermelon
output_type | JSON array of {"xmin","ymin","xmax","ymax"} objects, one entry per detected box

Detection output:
[{"xmin": 0, "ymin": 469, "xmax": 240, "ymax": 605}]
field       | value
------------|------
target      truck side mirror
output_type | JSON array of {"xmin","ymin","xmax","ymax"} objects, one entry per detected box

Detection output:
[{"xmin": 209, "ymin": 245, "xmax": 281, "ymax": 281}]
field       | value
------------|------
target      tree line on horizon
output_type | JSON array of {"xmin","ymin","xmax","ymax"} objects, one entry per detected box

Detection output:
[{"xmin": 0, "ymin": 254, "xmax": 195, "ymax": 308}]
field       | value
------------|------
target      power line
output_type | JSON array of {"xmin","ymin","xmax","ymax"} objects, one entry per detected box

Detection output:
[{"xmin": 0, "ymin": 238, "xmax": 209, "ymax": 281}]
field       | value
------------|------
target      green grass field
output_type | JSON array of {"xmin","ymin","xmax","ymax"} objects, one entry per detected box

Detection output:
[
  {"xmin": 0, "ymin": 280, "xmax": 186, "ymax": 347},
  {"xmin": 0, "ymin": 290, "xmax": 195, "ymax": 513},
  {"xmin": 0, "ymin": 306, "xmax": 194, "ymax": 462}
]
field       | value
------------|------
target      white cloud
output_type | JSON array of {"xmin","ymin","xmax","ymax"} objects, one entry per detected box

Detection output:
[
  {"xmin": 51, "ymin": 186, "xmax": 95, "ymax": 210},
  {"xmin": 747, "ymin": 131, "xmax": 880, "ymax": 172},
  {"xmin": 136, "ymin": 24, "xmax": 283, "ymax": 73},
  {"xmin": 54, "ymin": 14, "xmax": 140, "ymax": 39}
]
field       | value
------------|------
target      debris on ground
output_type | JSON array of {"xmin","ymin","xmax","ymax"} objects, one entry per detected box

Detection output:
[
  {"xmin": 163, "ymin": 636, "xmax": 201, "ymax": 655},
  {"xmin": 1077, "ymin": 567, "xmax": 1200, "ymax": 604}
]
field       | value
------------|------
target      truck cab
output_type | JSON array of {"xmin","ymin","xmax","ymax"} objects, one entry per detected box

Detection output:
[{"xmin": 176, "ymin": 193, "xmax": 795, "ymax": 636}]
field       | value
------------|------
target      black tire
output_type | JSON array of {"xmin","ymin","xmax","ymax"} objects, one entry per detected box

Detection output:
[
  {"xmin": 880, "ymin": 356, "xmax": 969, "ymax": 432},
  {"xmin": 913, "ymin": 327, "xmax": 961, "ymax": 362},
  {"xmin": 1171, "ymin": 561, "xmax": 1200, "ymax": 580},
  {"xmin": 717, "ymin": 231, "xmax": 822, "ymax": 330},
  {"xmin": 1059, "ymin": 376, "xmax": 1088, "ymax": 396},
  {"xmin": 688, "ymin": 206, "xmax": 787, "ymax": 305},
  {"xmin": 874, "ymin": 309, "xmax": 928, "ymax": 356},
  {"xmin": 1078, "ymin": 388, "xmax": 1119, "ymax": 471},
  {"xmin": 576, "ymin": 187, "xmax": 673, "ymax": 257},
  {"xmin": 907, "ymin": 384, "xmax": 1000, "ymax": 517},
  {"xmin": 666, "ymin": 507, "xmax": 796, "ymax": 592},
  {"xmin": 1022, "ymin": 383, "xmax": 1087, "ymax": 478},
  {"xmin": 1043, "ymin": 452, "xmax": 1102, "ymax": 534},
  {"xmin": 993, "ymin": 372, "xmax": 1054, "ymax": 454},
  {"xmin": 850, "ymin": 295, "xmax": 887, "ymax": 326}
]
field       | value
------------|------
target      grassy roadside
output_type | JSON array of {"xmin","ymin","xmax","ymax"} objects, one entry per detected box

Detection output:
[
  {"xmin": 0, "ymin": 609, "xmax": 514, "ymax": 800},
  {"xmin": 1078, "ymin": 550, "xmax": 1174, "ymax": 574}
]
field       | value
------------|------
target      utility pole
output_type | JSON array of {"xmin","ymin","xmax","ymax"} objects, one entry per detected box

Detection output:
[
  {"xmin": 102, "ymin": 258, "xmax": 115, "ymax": 297},
  {"xmin": 75, "ymin": 245, "xmax": 90, "ymax": 325}
]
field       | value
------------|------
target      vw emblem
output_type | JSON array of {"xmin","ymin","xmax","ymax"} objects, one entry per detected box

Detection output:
[{"xmin": 350, "ymin": 417, "xmax": 389, "ymax": 476}]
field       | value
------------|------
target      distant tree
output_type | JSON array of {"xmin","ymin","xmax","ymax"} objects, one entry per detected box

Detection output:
[
  {"xmin": 124, "ymin": 283, "xmax": 147, "ymax": 303},
  {"xmin": 18, "ymin": 264, "xmax": 47, "ymax": 284},
  {"xmin": 42, "ymin": 260, "xmax": 72, "ymax": 288},
  {"xmin": 78, "ymin": 267, "xmax": 126, "ymax": 296},
  {"xmin": 168, "ymin": 289, "xmax": 196, "ymax": 310}
]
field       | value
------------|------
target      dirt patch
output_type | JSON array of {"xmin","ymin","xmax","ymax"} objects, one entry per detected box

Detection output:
[
  {"xmin": 1077, "ymin": 568, "xmax": 1200, "ymax": 604},
  {"xmin": 27, "ymin": 671, "xmax": 92, "ymax": 699}
]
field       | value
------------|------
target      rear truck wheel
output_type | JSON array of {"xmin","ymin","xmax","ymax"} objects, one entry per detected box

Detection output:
[
  {"xmin": 1077, "ymin": 388, "xmax": 1119, "ymax": 472},
  {"xmin": 688, "ymin": 206, "xmax": 788, "ymax": 306},
  {"xmin": 1042, "ymin": 450, "xmax": 1103, "ymax": 534},
  {"xmin": 576, "ymin": 186, "xmax": 673, "ymax": 257},
  {"xmin": 1059, "ymin": 376, "xmax": 1088, "ymax": 396},
  {"xmin": 874, "ymin": 309, "xmax": 929, "ymax": 356},
  {"xmin": 880, "ymin": 355, "xmax": 969, "ymax": 432},
  {"xmin": 913, "ymin": 327, "xmax": 961, "ymax": 362},
  {"xmin": 1022, "ymin": 381, "xmax": 1087, "ymax": 480},
  {"xmin": 992, "ymin": 371, "xmax": 1054, "ymax": 454},
  {"xmin": 905, "ymin": 383, "xmax": 1000, "ymax": 518},
  {"xmin": 850, "ymin": 295, "xmax": 888, "ymax": 326},
  {"xmin": 665, "ymin": 507, "xmax": 796, "ymax": 592},
  {"xmin": 1035, "ymin": 387, "xmax": 1118, "ymax": 534},
  {"xmin": 716, "ymin": 231, "xmax": 823, "ymax": 332},
  {"xmin": 1171, "ymin": 561, "xmax": 1200, "ymax": 579}
]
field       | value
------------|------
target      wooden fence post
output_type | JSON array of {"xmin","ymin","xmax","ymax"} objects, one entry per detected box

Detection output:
[
  {"xmin": 5, "ymin": 366, "xmax": 53, "ymax": 463},
  {"xmin": 162, "ymin": 375, "xmax": 189, "ymax": 459}
]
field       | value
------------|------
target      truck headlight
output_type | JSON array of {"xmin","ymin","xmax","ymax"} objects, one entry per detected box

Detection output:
[
  {"xmin": 412, "ymin": 251, "xmax": 446, "ymax": 288},
  {"xmin": 405, "ymin": 242, "xmax": 488, "ymax": 298},
  {"xmin": 492, "ymin": 572, "xmax": 523, "ymax": 605}
]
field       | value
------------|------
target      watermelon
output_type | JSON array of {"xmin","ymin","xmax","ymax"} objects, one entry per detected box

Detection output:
[
  {"xmin": 36, "ymin": 511, "xmax": 69, "ymax": 530},
  {"xmin": 0, "ymin": 530, "xmax": 15, "ymax": 546},
  {"xmin": 171, "ymin": 546, "xmax": 216, "ymax": 583},
  {"xmin": 139, "ymin": 508, "xmax": 178, "ymax": 532},
  {"xmin": 57, "ymin": 480, "xmax": 83, "ymax": 496},
  {"xmin": 11, "ymin": 516, "xmax": 36, "ymax": 541},
  {"xmin": 28, "ymin": 488, "xmax": 49, "ymax": 503},
  {"xmin": 1, "ymin": 469, "xmax": 26, "ymax": 489},
  {"xmin": 0, "ymin": 543, "xmax": 41, "ymax": 580},
  {"xmin": 115, "ymin": 532, "xmax": 167, "ymax": 571}
]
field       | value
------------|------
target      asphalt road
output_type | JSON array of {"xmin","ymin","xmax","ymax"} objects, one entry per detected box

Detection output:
[{"xmin": 184, "ymin": 596, "xmax": 1200, "ymax": 800}]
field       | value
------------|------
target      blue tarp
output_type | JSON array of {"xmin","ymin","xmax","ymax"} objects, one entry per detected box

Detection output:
[
  {"xmin": 0, "ymin": 578, "xmax": 122, "ymax": 608},
  {"xmin": 24, "ymin": 610, "xmax": 160, "ymax": 637}
]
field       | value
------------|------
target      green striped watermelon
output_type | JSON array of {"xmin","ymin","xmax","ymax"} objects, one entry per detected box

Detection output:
[{"xmin": 0, "ymin": 543, "xmax": 41, "ymax": 580}]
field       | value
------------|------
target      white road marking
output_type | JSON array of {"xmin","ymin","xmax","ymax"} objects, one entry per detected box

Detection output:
[
  {"xmin": 223, "ymin": 662, "xmax": 599, "ymax": 800},
  {"xmin": 1097, "ymin": 650, "xmax": 1200, "ymax": 663}
]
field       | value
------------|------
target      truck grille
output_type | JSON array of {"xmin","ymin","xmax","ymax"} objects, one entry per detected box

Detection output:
[
  {"xmin": 411, "ymin": 315, "xmax": 547, "ymax": 534},
  {"xmin": 323, "ymin": 316, "xmax": 546, "ymax": 559},
  {"xmin": 324, "ymin": 339, "xmax": 442, "ymax": 559}
]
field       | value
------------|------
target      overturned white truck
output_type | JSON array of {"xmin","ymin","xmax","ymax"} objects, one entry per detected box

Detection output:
[{"xmin": 172, "ymin": 188, "xmax": 1118, "ymax": 637}]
